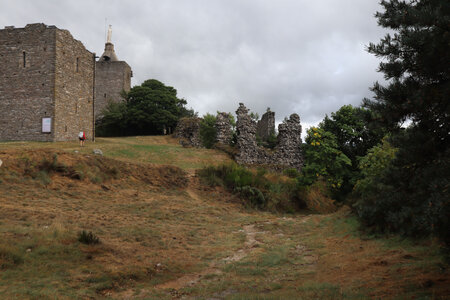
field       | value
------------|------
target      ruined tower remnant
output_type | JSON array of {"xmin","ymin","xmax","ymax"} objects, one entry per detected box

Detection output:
[
  {"xmin": 173, "ymin": 117, "xmax": 202, "ymax": 147},
  {"xmin": 94, "ymin": 25, "xmax": 132, "ymax": 118},
  {"xmin": 272, "ymin": 114, "xmax": 303, "ymax": 170},
  {"xmin": 0, "ymin": 23, "xmax": 95, "ymax": 141},
  {"xmin": 215, "ymin": 112, "xmax": 233, "ymax": 145},
  {"xmin": 256, "ymin": 109, "xmax": 275, "ymax": 141},
  {"xmin": 235, "ymin": 103, "xmax": 260, "ymax": 164},
  {"xmin": 236, "ymin": 103, "xmax": 303, "ymax": 171}
]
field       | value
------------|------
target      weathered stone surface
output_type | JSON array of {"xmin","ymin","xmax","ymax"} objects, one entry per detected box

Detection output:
[
  {"xmin": 235, "ymin": 103, "xmax": 303, "ymax": 171},
  {"xmin": 94, "ymin": 39, "xmax": 132, "ymax": 119},
  {"xmin": 0, "ymin": 158, "xmax": 2, "ymax": 167},
  {"xmin": 173, "ymin": 103, "xmax": 303, "ymax": 171},
  {"xmin": 173, "ymin": 117, "xmax": 202, "ymax": 147},
  {"xmin": 235, "ymin": 103, "xmax": 259, "ymax": 164},
  {"xmin": 215, "ymin": 112, "xmax": 232, "ymax": 145},
  {"xmin": 0, "ymin": 23, "xmax": 94, "ymax": 142},
  {"xmin": 257, "ymin": 110, "xmax": 275, "ymax": 141},
  {"xmin": 272, "ymin": 114, "xmax": 303, "ymax": 170}
]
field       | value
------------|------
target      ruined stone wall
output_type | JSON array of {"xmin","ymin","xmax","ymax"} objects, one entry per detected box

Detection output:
[
  {"xmin": 54, "ymin": 28, "xmax": 94, "ymax": 141},
  {"xmin": 235, "ymin": 103, "xmax": 260, "ymax": 164},
  {"xmin": 236, "ymin": 104, "xmax": 303, "ymax": 171},
  {"xmin": 215, "ymin": 112, "xmax": 232, "ymax": 145},
  {"xmin": 173, "ymin": 117, "xmax": 202, "ymax": 147},
  {"xmin": 256, "ymin": 110, "xmax": 275, "ymax": 141},
  {"xmin": 0, "ymin": 24, "xmax": 56, "ymax": 141},
  {"xmin": 271, "ymin": 114, "xmax": 303, "ymax": 170},
  {"xmin": 95, "ymin": 61, "xmax": 131, "ymax": 118}
]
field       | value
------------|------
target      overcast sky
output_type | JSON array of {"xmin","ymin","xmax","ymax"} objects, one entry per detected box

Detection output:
[{"xmin": 0, "ymin": 0, "xmax": 387, "ymax": 135}]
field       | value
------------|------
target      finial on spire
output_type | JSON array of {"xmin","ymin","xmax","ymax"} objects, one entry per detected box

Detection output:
[{"xmin": 106, "ymin": 25, "xmax": 112, "ymax": 43}]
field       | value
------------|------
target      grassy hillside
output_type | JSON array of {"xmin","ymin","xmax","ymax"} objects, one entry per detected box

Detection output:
[
  {"xmin": 0, "ymin": 136, "xmax": 448, "ymax": 299},
  {"xmin": 0, "ymin": 136, "xmax": 232, "ymax": 171}
]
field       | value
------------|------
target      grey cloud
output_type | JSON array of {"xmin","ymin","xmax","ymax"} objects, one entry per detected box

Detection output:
[{"xmin": 0, "ymin": 0, "xmax": 387, "ymax": 137}]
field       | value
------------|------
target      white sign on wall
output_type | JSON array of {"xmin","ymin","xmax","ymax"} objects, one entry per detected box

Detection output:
[{"xmin": 42, "ymin": 117, "xmax": 51, "ymax": 133}]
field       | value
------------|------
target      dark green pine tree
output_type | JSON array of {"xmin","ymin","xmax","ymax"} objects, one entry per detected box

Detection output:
[{"xmin": 358, "ymin": 0, "xmax": 450, "ymax": 244}]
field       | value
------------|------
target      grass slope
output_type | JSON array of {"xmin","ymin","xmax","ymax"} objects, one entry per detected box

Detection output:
[{"xmin": 0, "ymin": 136, "xmax": 448, "ymax": 299}]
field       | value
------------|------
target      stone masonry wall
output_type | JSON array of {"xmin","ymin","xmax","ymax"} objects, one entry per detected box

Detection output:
[
  {"xmin": 95, "ymin": 61, "xmax": 131, "ymax": 118},
  {"xmin": 235, "ymin": 103, "xmax": 259, "ymax": 164},
  {"xmin": 256, "ymin": 110, "xmax": 275, "ymax": 141},
  {"xmin": 173, "ymin": 103, "xmax": 303, "ymax": 171},
  {"xmin": 54, "ymin": 28, "xmax": 94, "ymax": 141},
  {"xmin": 271, "ymin": 114, "xmax": 303, "ymax": 170},
  {"xmin": 236, "ymin": 103, "xmax": 303, "ymax": 171},
  {"xmin": 173, "ymin": 117, "xmax": 202, "ymax": 147},
  {"xmin": 215, "ymin": 112, "xmax": 232, "ymax": 145},
  {"xmin": 0, "ymin": 23, "xmax": 94, "ymax": 142},
  {"xmin": 0, "ymin": 24, "xmax": 56, "ymax": 141}
]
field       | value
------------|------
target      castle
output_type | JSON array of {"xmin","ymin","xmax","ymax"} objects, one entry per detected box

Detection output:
[
  {"xmin": 0, "ymin": 23, "xmax": 132, "ymax": 141},
  {"xmin": 95, "ymin": 25, "xmax": 132, "ymax": 119}
]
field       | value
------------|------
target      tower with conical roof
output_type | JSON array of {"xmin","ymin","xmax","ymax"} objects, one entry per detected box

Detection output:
[{"xmin": 94, "ymin": 25, "xmax": 132, "ymax": 118}]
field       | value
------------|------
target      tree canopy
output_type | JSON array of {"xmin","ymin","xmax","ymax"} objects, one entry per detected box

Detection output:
[
  {"xmin": 96, "ymin": 79, "xmax": 195, "ymax": 136},
  {"xmin": 356, "ymin": 0, "xmax": 450, "ymax": 243},
  {"xmin": 320, "ymin": 105, "xmax": 385, "ymax": 164}
]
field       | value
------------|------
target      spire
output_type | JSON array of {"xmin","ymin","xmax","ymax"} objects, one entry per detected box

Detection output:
[
  {"xmin": 106, "ymin": 25, "xmax": 112, "ymax": 43},
  {"xmin": 99, "ymin": 25, "xmax": 119, "ymax": 62}
]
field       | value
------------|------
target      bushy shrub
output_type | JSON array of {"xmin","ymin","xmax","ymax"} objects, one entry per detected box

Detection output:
[
  {"xmin": 199, "ymin": 113, "xmax": 217, "ymax": 148},
  {"xmin": 300, "ymin": 127, "xmax": 351, "ymax": 200},
  {"xmin": 0, "ymin": 245, "xmax": 24, "ymax": 269},
  {"xmin": 353, "ymin": 138, "xmax": 397, "ymax": 201},
  {"xmin": 198, "ymin": 163, "xmax": 302, "ymax": 211},
  {"xmin": 283, "ymin": 168, "xmax": 299, "ymax": 178},
  {"xmin": 78, "ymin": 230, "xmax": 100, "ymax": 245},
  {"xmin": 235, "ymin": 186, "xmax": 266, "ymax": 208},
  {"xmin": 298, "ymin": 179, "xmax": 337, "ymax": 214},
  {"xmin": 353, "ymin": 130, "xmax": 450, "ymax": 245}
]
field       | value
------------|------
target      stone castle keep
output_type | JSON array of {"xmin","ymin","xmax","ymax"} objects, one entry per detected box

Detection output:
[
  {"xmin": 0, "ymin": 23, "xmax": 132, "ymax": 141},
  {"xmin": 95, "ymin": 25, "xmax": 132, "ymax": 119}
]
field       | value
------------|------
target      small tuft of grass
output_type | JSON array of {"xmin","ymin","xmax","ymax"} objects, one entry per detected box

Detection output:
[
  {"xmin": 78, "ymin": 230, "xmax": 100, "ymax": 245},
  {"xmin": 34, "ymin": 170, "xmax": 52, "ymax": 186},
  {"xmin": 0, "ymin": 245, "xmax": 24, "ymax": 269}
]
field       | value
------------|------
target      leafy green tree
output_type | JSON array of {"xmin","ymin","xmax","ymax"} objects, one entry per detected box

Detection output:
[
  {"xmin": 300, "ymin": 127, "xmax": 351, "ymax": 197},
  {"xmin": 96, "ymin": 79, "xmax": 193, "ymax": 136},
  {"xmin": 126, "ymin": 79, "xmax": 185, "ymax": 135},
  {"xmin": 320, "ymin": 105, "xmax": 385, "ymax": 163},
  {"xmin": 353, "ymin": 138, "xmax": 398, "ymax": 222},
  {"xmin": 199, "ymin": 113, "xmax": 217, "ymax": 148},
  {"xmin": 95, "ymin": 102, "xmax": 128, "ymax": 137},
  {"xmin": 319, "ymin": 105, "xmax": 385, "ymax": 195},
  {"xmin": 359, "ymin": 0, "xmax": 450, "ymax": 243}
]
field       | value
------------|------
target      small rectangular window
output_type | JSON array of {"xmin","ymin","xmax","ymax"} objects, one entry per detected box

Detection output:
[
  {"xmin": 23, "ymin": 51, "xmax": 26, "ymax": 68},
  {"xmin": 76, "ymin": 57, "xmax": 79, "ymax": 72}
]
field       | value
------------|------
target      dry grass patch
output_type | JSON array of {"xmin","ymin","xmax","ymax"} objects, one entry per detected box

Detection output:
[{"xmin": 0, "ymin": 137, "xmax": 447, "ymax": 299}]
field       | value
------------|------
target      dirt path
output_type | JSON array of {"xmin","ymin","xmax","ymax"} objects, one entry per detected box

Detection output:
[{"xmin": 155, "ymin": 188, "xmax": 266, "ymax": 291}]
